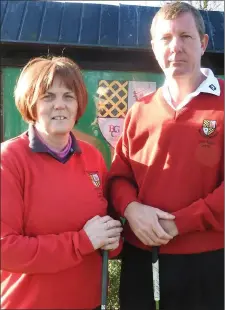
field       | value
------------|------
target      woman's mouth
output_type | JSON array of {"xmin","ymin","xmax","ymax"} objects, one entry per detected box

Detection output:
[{"xmin": 52, "ymin": 116, "xmax": 67, "ymax": 120}]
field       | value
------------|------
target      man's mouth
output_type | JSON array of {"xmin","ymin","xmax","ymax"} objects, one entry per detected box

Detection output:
[{"xmin": 169, "ymin": 60, "xmax": 185, "ymax": 63}]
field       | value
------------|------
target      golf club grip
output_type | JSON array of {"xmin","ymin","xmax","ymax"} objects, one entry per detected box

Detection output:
[
  {"xmin": 101, "ymin": 250, "xmax": 109, "ymax": 310},
  {"xmin": 152, "ymin": 246, "xmax": 160, "ymax": 310},
  {"xmin": 152, "ymin": 246, "xmax": 159, "ymax": 263}
]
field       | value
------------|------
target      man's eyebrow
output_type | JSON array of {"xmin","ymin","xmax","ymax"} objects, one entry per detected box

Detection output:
[
  {"xmin": 160, "ymin": 33, "xmax": 172, "ymax": 37},
  {"xmin": 180, "ymin": 31, "xmax": 191, "ymax": 35}
]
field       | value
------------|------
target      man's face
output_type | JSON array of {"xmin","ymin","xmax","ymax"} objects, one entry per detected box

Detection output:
[{"xmin": 151, "ymin": 12, "xmax": 208, "ymax": 79}]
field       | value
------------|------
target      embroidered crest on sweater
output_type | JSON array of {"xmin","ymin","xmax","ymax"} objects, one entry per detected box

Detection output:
[
  {"xmin": 88, "ymin": 172, "xmax": 101, "ymax": 187},
  {"xmin": 200, "ymin": 119, "xmax": 217, "ymax": 137}
]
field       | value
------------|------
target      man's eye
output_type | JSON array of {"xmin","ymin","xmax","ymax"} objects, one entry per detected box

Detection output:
[
  {"xmin": 182, "ymin": 35, "xmax": 191, "ymax": 38},
  {"xmin": 161, "ymin": 37, "xmax": 170, "ymax": 41}
]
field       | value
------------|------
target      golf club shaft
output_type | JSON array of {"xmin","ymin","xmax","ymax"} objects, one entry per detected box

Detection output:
[
  {"xmin": 101, "ymin": 250, "xmax": 109, "ymax": 310},
  {"xmin": 152, "ymin": 246, "xmax": 160, "ymax": 310}
]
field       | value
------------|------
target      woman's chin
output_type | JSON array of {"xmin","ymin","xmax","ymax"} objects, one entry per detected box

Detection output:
[{"xmin": 49, "ymin": 127, "xmax": 71, "ymax": 136}]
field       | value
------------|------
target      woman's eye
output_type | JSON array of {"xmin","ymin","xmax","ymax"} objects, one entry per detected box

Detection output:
[
  {"xmin": 65, "ymin": 95, "xmax": 75, "ymax": 99},
  {"xmin": 42, "ymin": 93, "xmax": 53, "ymax": 99},
  {"xmin": 42, "ymin": 94, "xmax": 53, "ymax": 100}
]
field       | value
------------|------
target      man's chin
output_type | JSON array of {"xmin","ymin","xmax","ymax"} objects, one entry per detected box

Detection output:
[{"xmin": 166, "ymin": 68, "xmax": 189, "ymax": 79}]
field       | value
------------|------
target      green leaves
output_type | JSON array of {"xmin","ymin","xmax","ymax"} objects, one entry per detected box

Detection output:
[{"xmin": 108, "ymin": 259, "xmax": 121, "ymax": 310}]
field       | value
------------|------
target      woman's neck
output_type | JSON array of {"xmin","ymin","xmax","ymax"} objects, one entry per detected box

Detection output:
[{"xmin": 34, "ymin": 125, "xmax": 70, "ymax": 152}]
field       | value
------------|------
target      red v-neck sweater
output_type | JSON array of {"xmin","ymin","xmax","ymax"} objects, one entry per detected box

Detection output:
[
  {"xmin": 108, "ymin": 79, "xmax": 224, "ymax": 254},
  {"xmin": 1, "ymin": 134, "xmax": 121, "ymax": 309}
]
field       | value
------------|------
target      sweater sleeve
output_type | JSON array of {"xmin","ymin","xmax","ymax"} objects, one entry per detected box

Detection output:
[
  {"xmin": 173, "ymin": 181, "xmax": 224, "ymax": 235},
  {"xmin": 1, "ymin": 153, "xmax": 95, "ymax": 275},
  {"xmin": 173, "ymin": 153, "xmax": 224, "ymax": 235},
  {"xmin": 106, "ymin": 112, "xmax": 140, "ymax": 217},
  {"xmin": 99, "ymin": 153, "xmax": 123, "ymax": 258}
]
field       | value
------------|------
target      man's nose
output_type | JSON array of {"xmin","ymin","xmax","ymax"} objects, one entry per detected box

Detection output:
[{"xmin": 169, "ymin": 36, "xmax": 183, "ymax": 53}]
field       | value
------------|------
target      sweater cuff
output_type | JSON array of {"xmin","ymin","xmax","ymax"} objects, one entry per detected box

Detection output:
[
  {"xmin": 173, "ymin": 201, "xmax": 202, "ymax": 235},
  {"xmin": 110, "ymin": 178, "xmax": 140, "ymax": 217},
  {"xmin": 108, "ymin": 238, "xmax": 123, "ymax": 259},
  {"xmin": 77, "ymin": 229, "xmax": 95, "ymax": 256},
  {"xmin": 121, "ymin": 197, "xmax": 140, "ymax": 217}
]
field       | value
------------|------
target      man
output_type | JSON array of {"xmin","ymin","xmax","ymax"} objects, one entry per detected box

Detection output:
[{"xmin": 107, "ymin": 2, "xmax": 224, "ymax": 310}]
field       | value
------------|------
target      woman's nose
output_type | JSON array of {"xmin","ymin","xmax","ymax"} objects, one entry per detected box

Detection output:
[{"xmin": 53, "ymin": 98, "xmax": 66, "ymax": 109}]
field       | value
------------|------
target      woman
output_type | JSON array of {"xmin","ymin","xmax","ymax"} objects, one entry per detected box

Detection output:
[{"xmin": 1, "ymin": 56, "xmax": 122, "ymax": 309}]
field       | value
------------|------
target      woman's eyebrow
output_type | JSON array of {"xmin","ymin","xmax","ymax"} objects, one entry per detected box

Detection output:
[
  {"xmin": 44, "ymin": 91, "xmax": 74, "ymax": 95},
  {"xmin": 44, "ymin": 91, "xmax": 54, "ymax": 95},
  {"xmin": 64, "ymin": 91, "xmax": 74, "ymax": 94}
]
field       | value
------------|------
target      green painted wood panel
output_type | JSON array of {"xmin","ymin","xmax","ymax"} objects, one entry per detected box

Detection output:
[{"xmin": 2, "ymin": 67, "xmax": 164, "ymax": 166}]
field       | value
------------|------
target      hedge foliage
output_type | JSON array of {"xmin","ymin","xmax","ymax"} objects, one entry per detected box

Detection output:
[{"xmin": 107, "ymin": 259, "xmax": 121, "ymax": 310}]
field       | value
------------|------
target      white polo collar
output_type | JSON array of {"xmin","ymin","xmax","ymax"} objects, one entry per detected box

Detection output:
[{"xmin": 162, "ymin": 68, "xmax": 221, "ymax": 111}]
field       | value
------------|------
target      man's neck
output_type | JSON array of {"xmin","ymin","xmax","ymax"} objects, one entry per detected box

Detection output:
[{"xmin": 167, "ymin": 72, "xmax": 206, "ymax": 108}]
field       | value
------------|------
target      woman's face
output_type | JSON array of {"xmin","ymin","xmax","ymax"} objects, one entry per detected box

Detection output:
[{"xmin": 35, "ymin": 76, "xmax": 78, "ymax": 136}]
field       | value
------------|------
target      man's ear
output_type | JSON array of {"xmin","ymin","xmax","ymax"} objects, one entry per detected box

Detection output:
[
  {"xmin": 201, "ymin": 34, "xmax": 209, "ymax": 56},
  {"xmin": 151, "ymin": 39, "xmax": 156, "ymax": 57}
]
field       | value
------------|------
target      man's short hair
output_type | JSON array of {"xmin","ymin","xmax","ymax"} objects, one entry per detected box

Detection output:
[
  {"xmin": 14, "ymin": 56, "xmax": 88, "ymax": 123},
  {"xmin": 150, "ymin": 2, "xmax": 206, "ymax": 40}
]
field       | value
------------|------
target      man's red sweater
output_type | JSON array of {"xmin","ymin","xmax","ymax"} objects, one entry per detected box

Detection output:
[
  {"xmin": 1, "ymin": 133, "xmax": 121, "ymax": 309},
  {"xmin": 108, "ymin": 79, "xmax": 224, "ymax": 254}
]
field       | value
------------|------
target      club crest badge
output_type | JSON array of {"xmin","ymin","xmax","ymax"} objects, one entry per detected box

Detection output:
[
  {"xmin": 88, "ymin": 172, "xmax": 101, "ymax": 187},
  {"xmin": 96, "ymin": 80, "xmax": 156, "ymax": 148},
  {"xmin": 200, "ymin": 119, "xmax": 217, "ymax": 137}
]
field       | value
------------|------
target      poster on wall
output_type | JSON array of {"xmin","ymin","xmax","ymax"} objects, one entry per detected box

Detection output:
[{"xmin": 97, "ymin": 80, "xmax": 156, "ymax": 148}]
